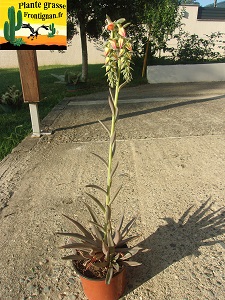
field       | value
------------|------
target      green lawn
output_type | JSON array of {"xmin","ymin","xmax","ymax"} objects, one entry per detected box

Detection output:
[{"xmin": 0, "ymin": 61, "xmax": 146, "ymax": 161}]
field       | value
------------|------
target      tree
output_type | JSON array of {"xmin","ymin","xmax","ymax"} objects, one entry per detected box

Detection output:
[
  {"xmin": 67, "ymin": 0, "xmax": 149, "ymax": 82},
  {"xmin": 180, "ymin": 0, "xmax": 200, "ymax": 4},
  {"xmin": 142, "ymin": 0, "xmax": 182, "ymax": 76}
]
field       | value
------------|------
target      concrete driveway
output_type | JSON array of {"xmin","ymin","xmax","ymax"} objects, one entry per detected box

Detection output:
[{"xmin": 0, "ymin": 82, "xmax": 225, "ymax": 299}]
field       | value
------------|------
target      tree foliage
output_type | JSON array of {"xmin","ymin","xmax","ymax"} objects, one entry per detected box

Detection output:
[
  {"xmin": 144, "ymin": 0, "xmax": 182, "ymax": 57},
  {"xmin": 180, "ymin": 0, "xmax": 200, "ymax": 4},
  {"xmin": 67, "ymin": 0, "xmax": 152, "ymax": 81},
  {"xmin": 141, "ymin": 0, "xmax": 182, "ymax": 76}
]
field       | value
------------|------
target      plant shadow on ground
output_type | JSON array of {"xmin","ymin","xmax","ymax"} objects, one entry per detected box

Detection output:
[{"xmin": 124, "ymin": 199, "xmax": 225, "ymax": 295}]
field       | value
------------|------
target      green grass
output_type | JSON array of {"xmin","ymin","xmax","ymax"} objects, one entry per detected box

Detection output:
[{"xmin": 0, "ymin": 62, "xmax": 146, "ymax": 161}]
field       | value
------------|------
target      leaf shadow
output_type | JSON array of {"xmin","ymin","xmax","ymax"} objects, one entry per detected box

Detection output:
[{"xmin": 125, "ymin": 198, "xmax": 225, "ymax": 294}]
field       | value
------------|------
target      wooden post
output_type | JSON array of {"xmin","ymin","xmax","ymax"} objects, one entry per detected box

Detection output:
[{"xmin": 17, "ymin": 50, "xmax": 41, "ymax": 137}]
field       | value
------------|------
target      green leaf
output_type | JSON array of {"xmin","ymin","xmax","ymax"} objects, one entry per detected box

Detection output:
[
  {"xmin": 62, "ymin": 214, "xmax": 92, "ymax": 239},
  {"xmin": 106, "ymin": 267, "xmax": 114, "ymax": 284},
  {"xmin": 85, "ymin": 192, "xmax": 105, "ymax": 212},
  {"xmin": 123, "ymin": 22, "xmax": 130, "ymax": 28},
  {"xmin": 115, "ymin": 18, "xmax": 126, "ymax": 24}
]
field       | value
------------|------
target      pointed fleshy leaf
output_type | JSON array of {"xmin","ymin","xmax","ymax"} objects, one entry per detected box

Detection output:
[
  {"xmin": 119, "ymin": 247, "xmax": 143, "ymax": 260},
  {"xmin": 116, "ymin": 212, "xmax": 124, "ymax": 232},
  {"xmin": 117, "ymin": 235, "xmax": 140, "ymax": 248},
  {"xmin": 110, "ymin": 185, "xmax": 123, "ymax": 205},
  {"xmin": 86, "ymin": 184, "xmax": 107, "ymax": 195},
  {"xmin": 115, "ymin": 18, "xmax": 126, "ymax": 24},
  {"xmin": 98, "ymin": 120, "xmax": 110, "ymax": 136},
  {"xmin": 119, "ymin": 81, "xmax": 128, "ymax": 91},
  {"xmin": 57, "ymin": 232, "xmax": 98, "ymax": 246},
  {"xmin": 62, "ymin": 254, "xmax": 87, "ymax": 260},
  {"xmin": 85, "ymin": 192, "xmax": 105, "ymax": 212},
  {"xmin": 106, "ymin": 15, "xmax": 112, "ymax": 24},
  {"xmin": 110, "ymin": 131, "xmax": 116, "ymax": 145},
  {"xmin": 112, "ymin": 140, "xmax": 117, "ymax": 157},
  {"xmin": 91, "ymin": 152, "xmax": 108, "ymax": 168},
  {"xmin": 105, "ymin": 205, "xmax": 111, "ymax": 222},
  {"xmin": 59, "ymin": 242, "xmax": 98, "ymax": 252},
  {"xmin": 115, "ymin": 247, "xmax": 132, "ymax": 253},
  {"xmin": 91, "ymin": 223, "xmax": 103, "ymax": 241},
  {"xmin": 108, "ymin": 95, "xmax": 115, "ymax": 115},
  {"xmin": 62, "ymin": 214, "xmax": 92, "ymax": 239},
  {"xmin": 123, "ymin": 22, "xmax": 131, "ymax": 28},
  {"xmin": 113, "ymin": 230, "xmax": 122, "ymax": 245},
  {"xmin": 106, "ymin": 267, "xmax": 114, "ymax": 284},
  {"xmin": 121, "ymin": 217, "xmax": 137, "ymax": 238},
  {"xmin": 114, "ymin": 253, "xmax": 120, "ymax": 261},
  {"xmin": 113, "ymin": 262, "xmax": 120, "ymax": 272},
  {"xmin": 111, "ymin": 161, "xmax": 119, "ymax": 178},
  {"xmin": 93, "ymin": 261, "xmax": 109, "ymax": 268},
  {"xmin": 102, "ymin": 241, "xmax": 109, "ymax": 256},
  {"xmin": 84, "ymin": 203, "xmax": 101, "ymax": 224},
  {"xmin": 107, "ymin": 230, "xmax": 115, "ymax": 248},
  {"xmin": 122, "ymin": 260, "xmax": 141, "ymax": 267},
  {"xmin": 109, "ymin": 87, "xmax": 114, "ymax": 102},
  {"xmin": 89, "ymin": 221, "xmax": 105, "ymax": 233}
]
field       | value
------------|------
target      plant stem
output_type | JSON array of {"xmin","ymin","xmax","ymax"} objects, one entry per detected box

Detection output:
[
  {"xmin": 106, "ymin": 79, "xmax": 120, "ymax": 206},
  {"xmin": 104, "ymin": 69, "xmax": 121, "ymax": 241}
]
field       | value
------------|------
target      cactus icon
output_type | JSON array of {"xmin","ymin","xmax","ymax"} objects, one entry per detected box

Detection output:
[
  {"xmin": 4, "ymin": 6, "xmax": 23, "ymax": 44},
  {"xmin": 48, "ymin": 23, "xmax": 56, "ymax": 37}
]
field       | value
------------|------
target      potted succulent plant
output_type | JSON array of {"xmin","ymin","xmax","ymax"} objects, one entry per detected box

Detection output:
[{"xmin": 58, "ymin": 16, "xmax": 147, "ymax": 300}]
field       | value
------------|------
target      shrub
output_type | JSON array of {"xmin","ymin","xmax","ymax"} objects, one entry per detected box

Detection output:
[
  {"xmin": 0, "ymin": 85, "xmax": 23, "ymax": 112},
  {"xmin": 170, "ymin": 30, "xmax": 225, "ymax": 63}
]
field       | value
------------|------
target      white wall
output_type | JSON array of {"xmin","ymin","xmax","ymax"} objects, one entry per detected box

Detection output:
[
  {"xmin": 0, "ymin": 34, "xmax": 104, "ymax": 68},
  {"xmin": 147, "ymin": 63, "xmax": 225, "ymax": 83}
]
